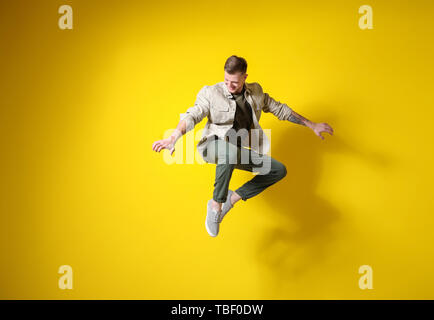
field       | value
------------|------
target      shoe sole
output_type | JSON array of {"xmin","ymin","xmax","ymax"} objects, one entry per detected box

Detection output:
[{"xmin": 205, "ymin": 219, "xmax": 217, "ymax": 237}]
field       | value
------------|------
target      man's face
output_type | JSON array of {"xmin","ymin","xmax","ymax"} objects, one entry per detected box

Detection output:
[{"xmin": 224, "ymin": 71, "xmax": 248, "ymax": 94}]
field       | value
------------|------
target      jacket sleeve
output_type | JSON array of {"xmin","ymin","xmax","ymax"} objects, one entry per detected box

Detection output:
[
  {"xmin": 179, "ymin": 85, "xmax": 210, "ymax": 133},
  {"xmin": 257, "ymin": 83, "xmax": 293, "ymax": 121}
]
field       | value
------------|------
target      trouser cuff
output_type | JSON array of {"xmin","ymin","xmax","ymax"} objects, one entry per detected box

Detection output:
[{"xmin": 235, "ymin": 190, "xmax": 248, "ymax": 201}]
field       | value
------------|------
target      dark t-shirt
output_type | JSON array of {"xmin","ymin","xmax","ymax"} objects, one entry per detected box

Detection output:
[
  {"xmin": 225, "ymin": 86, "xmax": 253, "ymax": 146},
  {"xmin": 232, "ymin": 88, "xmax": 253, "ymax": 131}
]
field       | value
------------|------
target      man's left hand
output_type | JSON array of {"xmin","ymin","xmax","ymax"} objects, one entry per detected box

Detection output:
[{"xmin": 312, "ymin": 122, "xmax": 334, "ymax": 140}]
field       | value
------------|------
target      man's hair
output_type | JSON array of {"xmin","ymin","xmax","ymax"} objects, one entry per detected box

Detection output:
[{"xmin": 224, "ymin": 55, "xmax": 247, "ymax": 74}]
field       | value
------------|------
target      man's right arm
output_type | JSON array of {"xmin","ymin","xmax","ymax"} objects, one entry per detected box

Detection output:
[
  {"xmin": 179, "ymin": 85, "xmax": 211, "ymax": 132},
  {"xmin": 172, "ymin": 85, "xmax": 210, "ymax": 143},
  {"xmin": 168, "ymin": 119, "xmax": 187, "ymax": 145},
  {"xmin": 152, "ymin": 86, "xmax": 210, "ymax": 154}
]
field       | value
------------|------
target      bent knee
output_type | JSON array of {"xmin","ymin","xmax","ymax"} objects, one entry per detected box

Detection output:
[{"xmin": 274, "ymin": 162, "xmax": 287, "ymax": 179}]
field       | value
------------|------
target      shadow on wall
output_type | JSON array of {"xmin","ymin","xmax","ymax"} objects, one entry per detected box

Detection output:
[{"xmin": 252, "ymin": 109, "xmax": 390, "ymax": 296}]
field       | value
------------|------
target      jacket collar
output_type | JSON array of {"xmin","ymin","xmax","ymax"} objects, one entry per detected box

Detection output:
[{"xmin": 221, "ymin": 82, "xmax": 252, "ymax": 98}]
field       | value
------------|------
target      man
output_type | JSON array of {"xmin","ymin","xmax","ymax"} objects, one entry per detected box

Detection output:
[{"xmin": 152, "ymin": 55, "xmax": 334, "ymax": 237}]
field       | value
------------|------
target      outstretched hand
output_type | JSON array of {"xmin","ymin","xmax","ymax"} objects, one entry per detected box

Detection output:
[
  {"xmin": 312, "ymin": 122, "xmax": 334, "ymax": 140},
  {"xmin": 152, "ymin": 137, "xmax": 175, "ymax": 156}
]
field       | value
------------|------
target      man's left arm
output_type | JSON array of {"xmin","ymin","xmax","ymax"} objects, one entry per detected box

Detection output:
[
  {"xmin": 288, "ymin": 110, "xmax": 334, "ymax": 140},
  {"xmin": 259, "ymin": 84, "xmax": 334, "ymax": 140}
]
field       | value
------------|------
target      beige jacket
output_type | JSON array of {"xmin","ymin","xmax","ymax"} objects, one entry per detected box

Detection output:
[{"xmin": 180, "ymin": 81, "xmax": 293, "ymax": 160}]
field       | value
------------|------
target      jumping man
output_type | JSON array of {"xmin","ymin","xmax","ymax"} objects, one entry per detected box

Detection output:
[{"xmin": 152, "ymin": 55, "xmax": 334, "ymax": 237}]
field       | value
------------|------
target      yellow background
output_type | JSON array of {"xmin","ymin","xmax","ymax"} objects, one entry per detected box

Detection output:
[{"xmin": 1, "ymin": 0, "xmax": 434, "ymax": 299}]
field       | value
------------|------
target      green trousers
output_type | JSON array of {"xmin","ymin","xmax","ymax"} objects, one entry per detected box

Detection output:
[{"xmin": 203, "ymin": 136, "xmax": 287, "ymax": 203}]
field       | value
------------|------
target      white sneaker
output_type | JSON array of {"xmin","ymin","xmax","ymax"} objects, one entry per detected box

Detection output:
[{"xmin": 205, "ymin": 200, "xmax": 222, "ymax": 237}]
